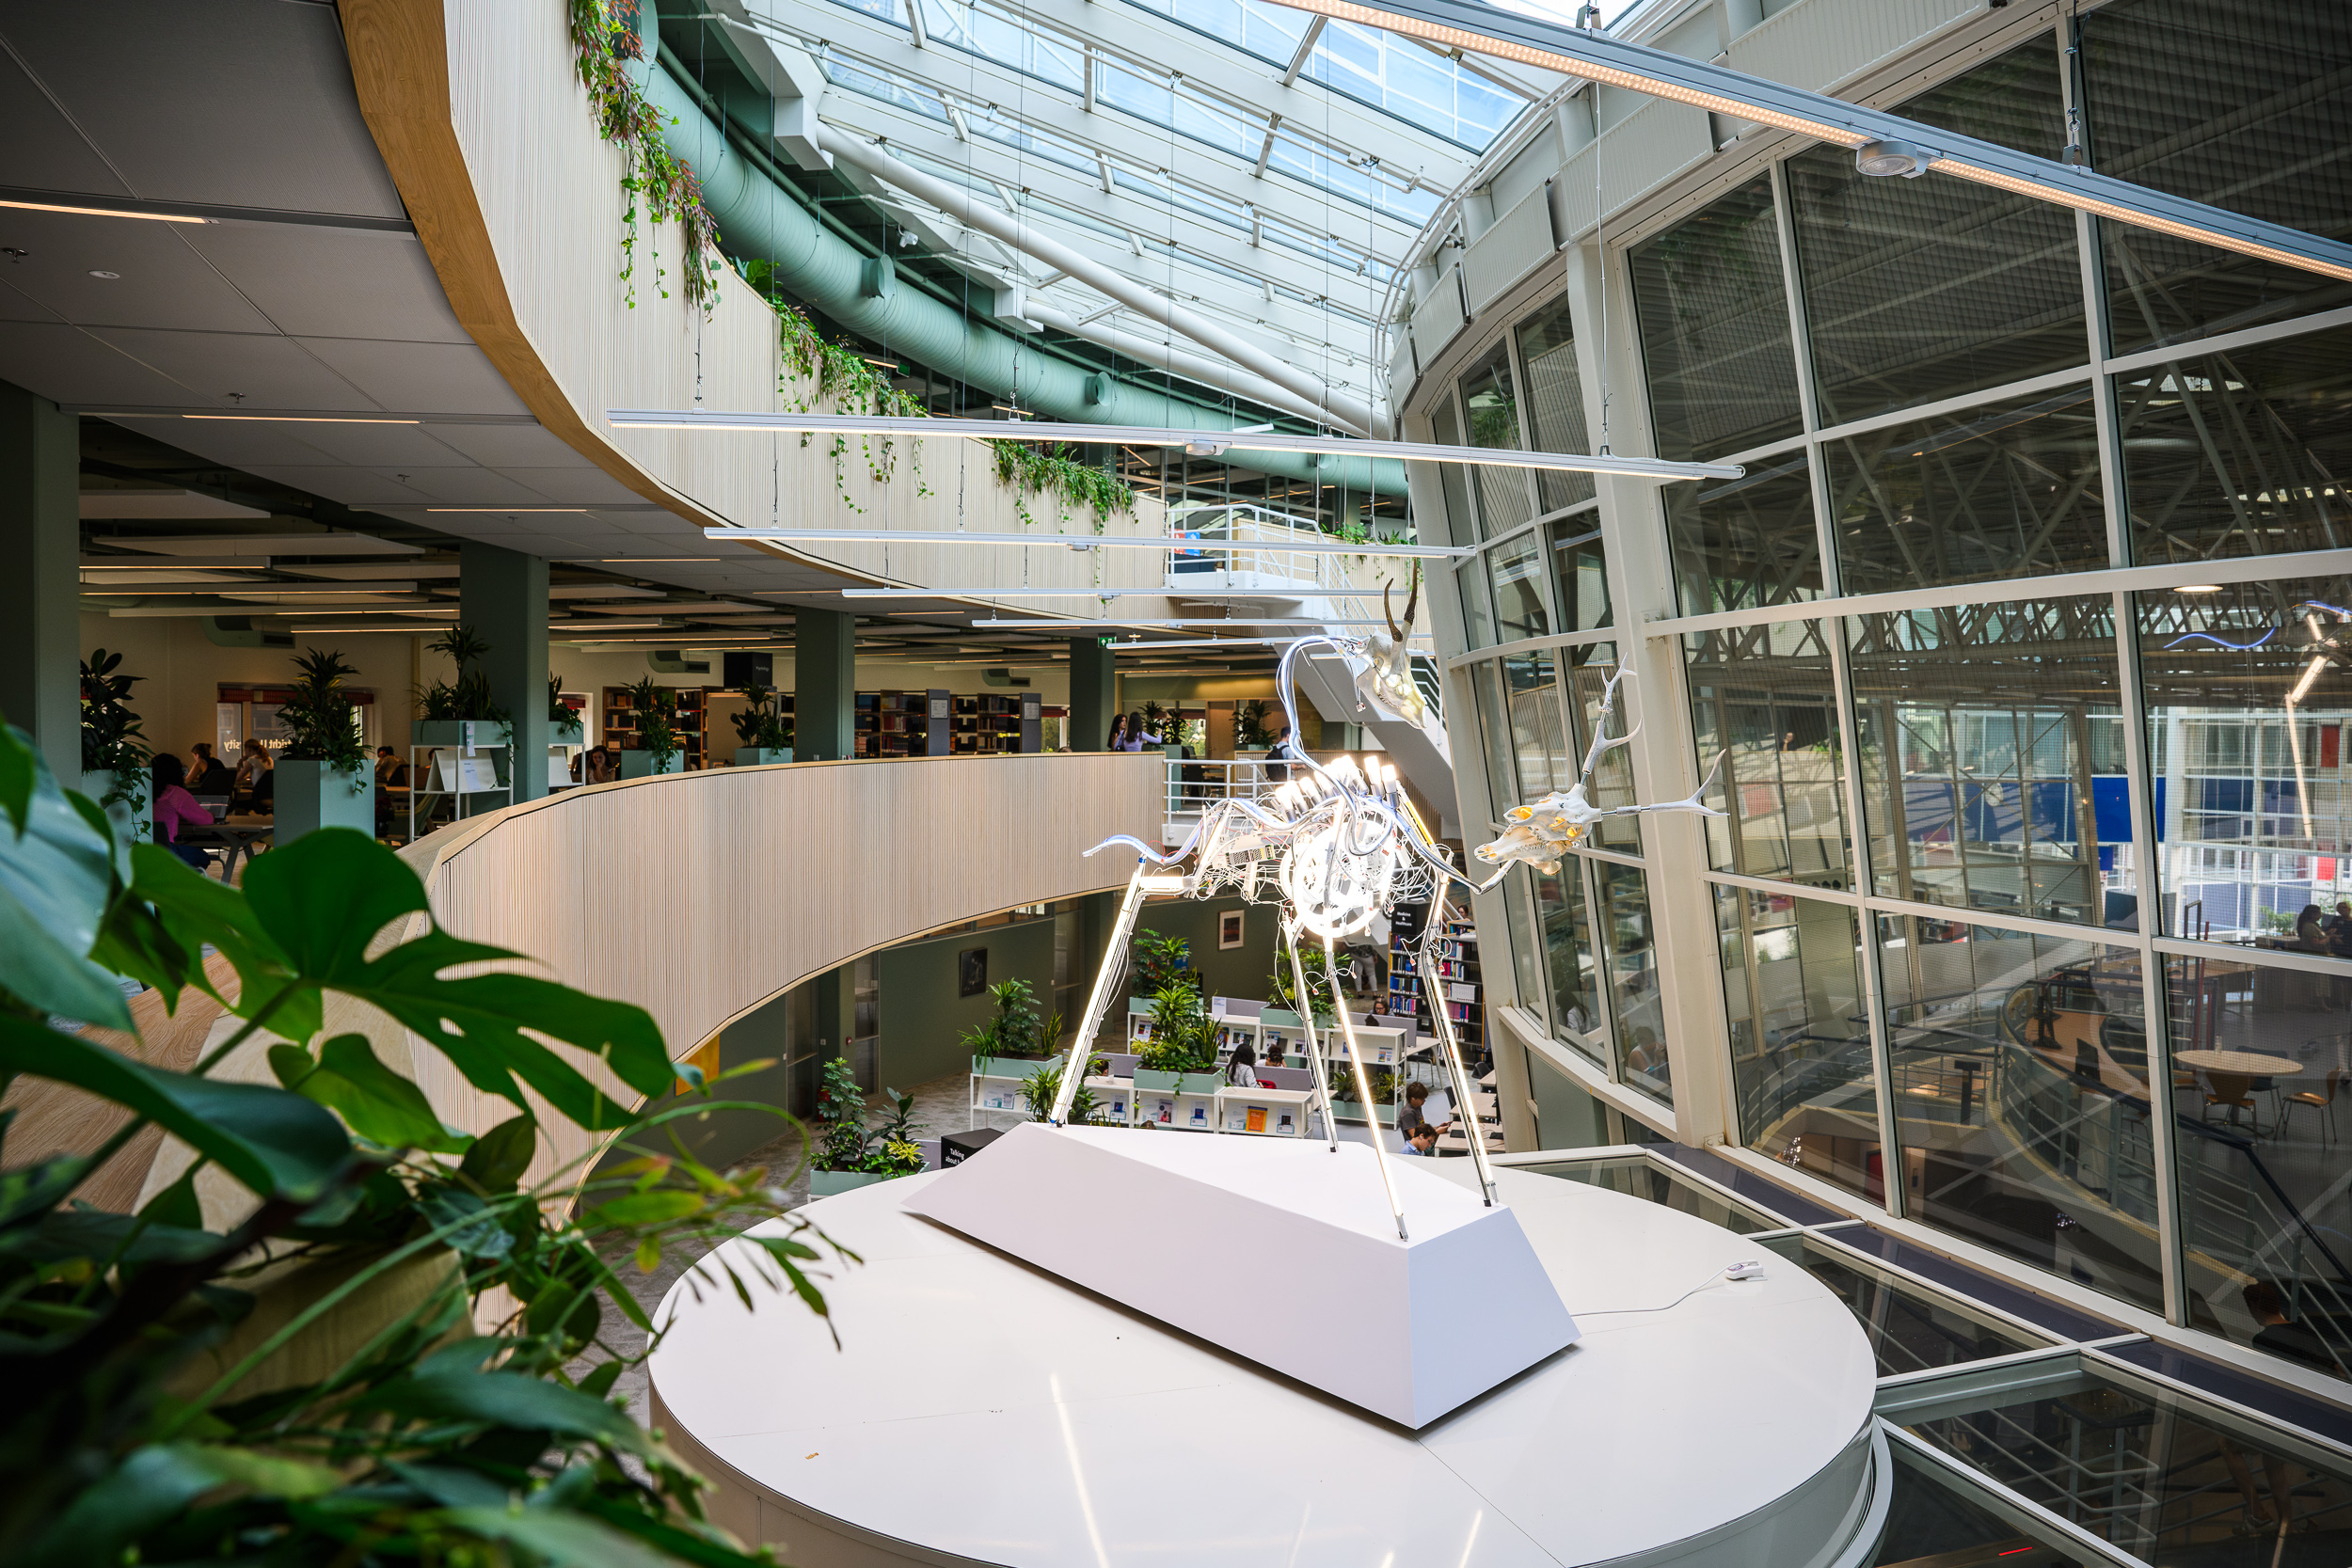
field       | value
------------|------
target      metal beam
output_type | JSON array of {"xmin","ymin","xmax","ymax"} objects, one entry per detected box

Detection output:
[
  {"xmin": 1280, "ymin": 18, "xmax": 1326, "ymax": 87},
  {"xmin": 1265, "ymin": 0, "xmax": 2352, "ymax": 284}
]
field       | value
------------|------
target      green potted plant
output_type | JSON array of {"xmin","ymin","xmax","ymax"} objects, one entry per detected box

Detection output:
[
  {"xmin": 274, "ymin": 647, "xmax": 373, "ymax": 842},
  {"xmin": 961, "ymin": 977, "xmax": 1060, "ymax": 1074},
  {"xmin": 1132, "ymin": 928, "xmax": 1195, "ymax": 997},
  {"xmin": 413, "ymin": 625, "xmax": 512, "ymax": 768},
  {"xmin": 619, "ymin": 675, "xmax": 682, "ymax": 778},
  {"xmin": 1137, "ymin": 981, "xmax": 1216, "ymax": 1074},
  {"xmin": 78, "ymin": 647, "xmax": 151, "ymax": 839},
  {"xmin": 547, "ymin": 673, "xmax": 584, "ymax": 746},
  {"xmin": 730, "ymin": 681, "xmax": 793, "ymax": 765},
  {"xmin": 0, "ymin": 716, "xmax": 848, "ymax": 1565},
  {"xmin": 809, "ymin": 1061, "xmax": 928, "ymax": 1196},
  {"xmin": 1233, "ymin": 698, "xmax": 1275, "ymax": 755},
  {"xmin": 1024, "ymin": 1054, "xmax": 1108, "ymax": 1126}
]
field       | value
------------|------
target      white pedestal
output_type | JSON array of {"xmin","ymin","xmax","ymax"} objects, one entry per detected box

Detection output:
[{"xmin": 900, "ymin": 1122, "xmax": 1577, "ymax": 1428}]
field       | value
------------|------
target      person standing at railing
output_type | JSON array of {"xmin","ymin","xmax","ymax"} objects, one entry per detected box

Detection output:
[
  {"xmin": 1115, "ymin": 712, "xmax": 1163, "ymax": 752},
  {"xmin": 1264, "ymin": 721, "xmax": 1300, "ymax": 783}
]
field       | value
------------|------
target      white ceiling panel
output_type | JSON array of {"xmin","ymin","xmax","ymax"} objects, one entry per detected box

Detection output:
[
  {"xmin": 294, "ymin": 339, "xmax": 532, "ymax": 417},
  {"xmin": 267, "ymin": 420, "xmax": 485, "ymax": 468},
  {"xmin": 414, "ymin": 421, "xmax": 594, "ymax": 469},
  {"xmin": 110, "ymin": 415, "xmax": 360, "ymax": 469},
  {"xmin": 183, "ymin": 227, "xmax": 469, "ymax": 343},
  {"xmin": 86, "ymin": 327, "xmax": 371, "ymax": 408},
  {"xmin": 492, "ymin": 466, "xmax": 652, "ymax": 506},
  {"xmin": 0, "ymin": 211, "xmax": 278, "ymax": 334},
  {"xmin": 0, "ymin": 320, "xmax": 200, "ymax": 404}
]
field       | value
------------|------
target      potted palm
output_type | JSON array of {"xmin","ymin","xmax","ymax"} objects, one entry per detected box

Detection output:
[
  {"xmin": 808, "ymin": 1061, "xmax": 927, "ymax": 1196},
  {"xmin": 548, "ymin": 673, "xmax": 585, "ymax": 747},
  {"xmin": 274, "ymin": 647, "xmax": 373, "ymax": 842},
  {"xmin": 618, "ymin": 676, "xmax": 682, "ymax": 778},
  {"xmin": 730, "ymin": 681, "xmax": 792, "ymax": 766},
  {"xmin": 78, "ymin": 647, "xmax": 151, "ymax": 840},
  {"xmin": 414, "ymin": 626, "xmax": 512, "ymax": 777}
]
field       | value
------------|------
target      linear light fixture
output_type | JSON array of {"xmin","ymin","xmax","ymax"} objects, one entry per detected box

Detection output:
[
  {"xmin": 972, "ymin": 616, "xmax": 1404, "ymax": 628},
  {"xmin": 426, "ymin": 507, "xmax": 592, "ymax": 514},
  {"xmin": 184, "ymin": 414, "xmax": 421, "ymax": 424},
  {"xmin": 707, "ymin": 527, "xmax": 1469, "ymax": 559},
  {"xmin": 0, "ymin": 196, "xmax": 210, "ymax": 223},
  {"xmin": 1261, "ymin": 0, "xmax": 2352, "ymax": 285},
  {"xmin": 611, "ymin": 409, "xmax": 1743, "ymax": 482}
]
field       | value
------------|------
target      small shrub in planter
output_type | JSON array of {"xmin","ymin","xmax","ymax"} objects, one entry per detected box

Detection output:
[{"xmin": 809, "ymin": 1065, "xmax": 928, "ymax": 1194}]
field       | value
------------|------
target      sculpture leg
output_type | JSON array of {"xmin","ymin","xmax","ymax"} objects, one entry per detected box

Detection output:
[
  {"xmin": 1284, "ymin": 922, "xmax": 1342, "ymax": 1153},
  {"xmin": 1422, "ymin": 894, "xmax": 1497, "ymax": 1206},
  {"xmin": 1326, "ymin": 931, "xmax": 1409, "ymax": 1242},
  {"xmin": 1050, "ymin": 863, "xmax": 1152, "ymax": 1126}
]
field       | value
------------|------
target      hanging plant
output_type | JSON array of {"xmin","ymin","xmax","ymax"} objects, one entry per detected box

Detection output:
[
  {"xmin": 989, "ymin": 440, "xmax": 1134, "ymax": 533},
  {"xmin": 745, "ymin": 264, "xmax": 932, "ymax": 511},
  {"xmin": 567, "ymin": 0, "xmax": 722, "ymax": 312}
]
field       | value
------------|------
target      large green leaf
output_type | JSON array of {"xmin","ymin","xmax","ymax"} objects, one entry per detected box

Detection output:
[
  {"xmin": 0, "ymin": 723, "xmax": 134, "ymax": 1030},
  {"xmin": 20, "ymin": 1441, "xmax": 342, "ymax": 1568},
  {"xmin": 428, "ymin": 1506, "xmax": 691, "ymax": 1568},
  {"xmin": 271, "ymin": 1034, "xmax": 471, "ymax": 1154},
  {"xmin": 103, "ymin": 841, "xmax": 294, "ymax": 1023},
  {"xmin": 241, "ymin": 832, "xmax": 672, "ymax": 1129},
  {"xmin": 358, "ymin": 1370, "xmax": 653, "ymax": 1458},
  {"xmin": 0, "ymin": 1014, "xmax": 348, "ymax": 1200}
]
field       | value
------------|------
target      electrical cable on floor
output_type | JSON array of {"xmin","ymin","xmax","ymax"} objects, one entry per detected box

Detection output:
[{"xmin": 1570, "ymin": 1261, "xmax": 1765, "ymax": 1318}]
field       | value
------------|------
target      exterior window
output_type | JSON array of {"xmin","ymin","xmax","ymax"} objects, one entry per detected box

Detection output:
[
  {"xmin": 1455, "ymin": 559, "xmax": 1494, "ymax": 649},
  {"xmin": 2119, "ymin": 323, "xmax": 2352, "ymax": 566},
  {"xmin": 2165, "ymin": 953, "xmax": 2352, "ymax": 1382},
  {"xmin": 1848, "ymin": 597, "xmax": 2124, "ymax": 928},
  {"xmin": 1502, "ymin": 873, "xmax": 1545, "ymax": 1022},
  {"xmin": 1719, "ymin": 887, "xmax": 1873, "ymax": 1192},
  {"xmin": 1879, "ymin": 917, "xmax": 2162, "ymax": 1314},
  {"xmin": 1596, "ymin": 863, "xmax": 1666, "ymax": 1106},
  {"xmin": 2081, "ymin": 0, "xmax": 2352, "ymax": 352},
  {"xmin": 1514, "ymin": 294, "xmax": 1597, "ymax": 514},
  {"xmin": 1533, "ymin": 863, "xmax": 1602, "ymax": 1064},
  {"xmin": 1823, "ymin": 385, "xmax": 2109, "ymax": 594},
  {"xmin": 1547, "ymin": 518, "xmax": 1611, "ymax": 632},
  {"xmin": 2137, "ymin": 575, "xmax": 2352, "ymax": 945},
  {"xmin": 1456, "ymin": 343, "xmax": 1534, "ymax": 540},
  {"xmin": 1501, "ymin": 651, "xmax": 1568, "ymax": 801},
  {"xmin": 1685, "ymin": 620, "xmax": 1851, "ymax": 884},
  {"xmin": 1470, "ymin": 660, "xmax": 1516, "ymax": 825},
  {"xmin": 1662, "ymin": 452, "xmax": 1821, "ymax": 617},
  {"xmin": 1524, "ymin": 1048, "xmax": 1607, "ymax": 1148},
  {"xmin": 1486, "ymin": 531, "xmax": 1549, "ymax": 642},
  {"xmin": 1629, "ymin": 175, "xmax": 1804, "ymax": 463},
  {"xmin": 1788, "ymin": 35, "xmax": 2085, "ymax": 427},
  {"xmin": 1564, "ymin": 642, "xmax": 1640, "ymax": 853}
]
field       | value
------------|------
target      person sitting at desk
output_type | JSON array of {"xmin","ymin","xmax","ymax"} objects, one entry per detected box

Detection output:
[
  {"xmin": 186, "ymin": 742, "xmax": 233, "ymax": 796},
  {"xmin": 149, "ymin": 753, "xmax": 215, "ymax": 873},
  {"xmin": 2328, "ymin": 901, "xmax": 2352, "ymax": 959},
  {"xmin": 230, "ymin": 738, "xmax": 271, "ymax": 811},
  {"xmin": 1396, "ymin": 1080, "xmax": 1452, "ymax": 1142},
  {"xmin": 2296, "ymin": 903, "xmax": 2328, "ymax": 951},
  {"xmin": 1406, "ymin": 1123, "xmax": 1440, "ymax": 1156},
  {"xmin": 1226, "ymin": 1042, "xmax": 1262, "ymax": 1087}
]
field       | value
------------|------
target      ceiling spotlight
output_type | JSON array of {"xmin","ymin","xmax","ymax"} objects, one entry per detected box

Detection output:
[
  {"xmin": 2174, "ymin": 584, "xmax": 2224, "ymax": 594},
  {"xmin": 87, "ymin": 269, "xmax": 119, "ymax": 279},
  {"xmin": 1854, "ymin": 140, "xmax": 1932, "ymax": 179},
  {"xmin": 1184, "ymin": 440, "xmax": 1230, "ymax": 457}
]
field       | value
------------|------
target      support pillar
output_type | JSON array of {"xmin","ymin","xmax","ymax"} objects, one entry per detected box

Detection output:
[
  {"xmin": 1069, "ymin": 635, "xmax": 1117, "ymax": 751},
  {"xmin": 0, "ymin": 382, "xmax": 79, "ymax": 783},
  {"xmin": 796, "ymin": 608, "xmax": 856, "ymax": 761},
  {"xmin": 458, "ymin": 542, "xmax": 549, "ymax": 800}
]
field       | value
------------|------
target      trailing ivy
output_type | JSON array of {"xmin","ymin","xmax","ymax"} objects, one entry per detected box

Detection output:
[
  {"xmin": 749, "ymin": 261, "xmax": 930, "ymax": 511},
  {"xmin": 567, "ymin": 0, "xmax": 722, "ymax": 312},
  {"xmin": 988, "ymin": 438, "xmax": 1134, "ymax": 532}
]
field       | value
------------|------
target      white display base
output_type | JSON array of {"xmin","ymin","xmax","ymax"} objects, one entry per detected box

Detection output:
[
  {"xmin": 901, "ymin": 1123, "xmax": 1575, "ymax": 1427},
  {"xmin": 649, "ymin": 1163, "xmax": 1883, "ymax": 1568}
]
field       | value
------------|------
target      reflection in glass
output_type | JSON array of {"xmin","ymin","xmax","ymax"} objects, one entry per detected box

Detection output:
[
  {"xmin": 1455, "ymin": 558, "xmax": 1494, "ymax": 649},
  {"xmin": 1532, "ymin": 1157, "xmax": 1781, "ymax": 1235},
  {"xmin": 1486, "ymin": 531, "xmax": 1550, "ymax": 642},
  {"xmin": 1470, "ymin": 660, "xmax": 1516, "ymax": 825},
  {"xmin": 1502, "ymin": 873, "xmax": 1544, "ymax": 1024},
  {"xmin": 2081, "ymin": 0, "xmax": 2352, "ymax": 352},
  {"xmin": 1823, "ymin": 385, "xmax": 2109, "ymax": 596},
  {"xmin": 1801, "ymin": 1239, "xmax": 2050, "ymax": 1377},
  {"xmin": 1457, "ymin": 342, "xmax": 1534, "ymax": 540},
  {"xmin": 1564, "ymin": 642, "xmax": 1639, "ymax": 852},
  {"xmin": 1869, "ymin": 1446, "xmax": 2090, "ymax": 1567},
  {"xmin": 1515, "ymin": 294, "xmax": 1597, "ymax": 515},
  {"xmin": 1430, "ymin": 399, "xmax": 1481, "ymax": 554},
  {"xmin": 1686, "ymin": 620, "xmax": 1850, "ymax": 883},
  {"xmin": 1788, "ymin": 36, "xmax": 2084, "ymax": 427},
  {"xmin": 2121, "ymin": 324, "xmax": 2352, "ymax": 566},
  {"xmin": 1502, "ymin": 651, "xmax": 1567, "ymax": 800},
  {"xmin": 2166, "ymin": 953, "xmax": 2352, "ymax": 1382},
  {"xmin": 1600, "ymin": 863, "xmax": 1669, "ymax": 1107},
  {"xmin": 1534, "ymin": 862, "xmax": 1601, "ymax": 1061},
  {"xmin": 1878, "ymin": 915, "xmax": 2162, "ymax": 1313},
  {"xmin": 1849, "ymin": 598, "xmax": 2126, "ymax": 929},
  {"xmin": 1548, "ymin": 518, "xmax": 1611, "ymax": 631},
  {"xmin": 1525, "ymin": 1048, "xmax": 1605, "ymax": 1148},
  {"xmin": 2137, "ymin": 578, "xmax": 2352, "ymax": 945},
  {"xmin": 1662, "ymin": 452, "xmax": 1821, "ymax": 617},
  {"xmin": 1629, "ymin": 176, "xmax": 1804, "ymax": 463},
  {"xmin": 1900, "ymin": 1362, "xmax": 2352, "ymax": 1559},
  {"xmin": 1719, "ymin": 887, "xmax": 1876, "ymax": 1196}
]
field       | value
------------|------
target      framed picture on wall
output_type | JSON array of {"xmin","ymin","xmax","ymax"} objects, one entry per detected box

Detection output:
[
  {"xmin": 1218, "ymin": 910, "xmax": 1245, "ymax": 950},
  {"xmin": 959, "ymin": 946, "xmax": 988, "ymax": 997}
]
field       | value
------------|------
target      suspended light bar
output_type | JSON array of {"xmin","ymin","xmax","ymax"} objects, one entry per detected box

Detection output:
[
  {"xmin": 972, "ymin": 616, "xmax": 1410, "ymax": 628},
  {"xmin": 1262, "ymin": 0, "xmax": 2352, "ymax": 285},
  {"xmin": 610, "ymin": 409, "xmax": 1744, "ymax": 482},
  {"xmin": 704, "ymin": 527, "xmax": 1470, "ymax": 559},
  {"xmin": 841, "ymin": 588, "xmax": 1186, "ymax": 598}
]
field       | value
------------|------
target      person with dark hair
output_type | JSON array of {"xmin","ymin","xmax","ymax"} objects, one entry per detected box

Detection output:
[
  {"xmin": 1117, "ymin": 712, "xmax": 1163, "ymax": 752},
  {"xmin": 2296, "ymin": 904, "xmax": 2329, "ymax": 951},
  {"xmin": 2243, "ymin": 1279, "xmax": 2339, "ymax": 1371},
  {"xmin": 1104, "ymin": 713, "xmax": 1130, "ymax": 751},
  {"xmin": 1226, "ymin": 1041, "xmax": 1261, "ymax": 1088},
  {"xmin": 1396, "ymin": 1079, "xmax": 1453, "ymax": 1143},
  {"xmin": 149, "ymin": 753, "xmax": 214, "ymax": 873},
  {"xmin": 186, "ymin": 742, "xmax": 233, "ymax": 795},
  {"xmin": 1406, "ymin": 1122, "xmax": 1440, "ymax": 1156},
  {"xmin": 230, "ymin": 738, "xmax": 272, "ymax": 812},
  {"xmin": 1263, "ymin": 721, "xmax": 1299, "ymax": 783}
]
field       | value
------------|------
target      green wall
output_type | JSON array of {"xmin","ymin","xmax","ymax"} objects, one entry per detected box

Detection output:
[
  {"xmin": 876, "ymin": 915, "xmax": 1058, "ymax": 1091},
  {"xmin": 1131, "ymin": 895, "xmax": 1283, "ymax": 1009}
]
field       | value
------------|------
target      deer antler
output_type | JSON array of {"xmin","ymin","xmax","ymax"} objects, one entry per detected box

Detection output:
[
  {"xmin": 1384, "ymin": 580, "xmax": 1401, "ymax": 641},
  {"xmin": 1403, "ymin": 561, "xmax": 1421, "ymax": 630}
]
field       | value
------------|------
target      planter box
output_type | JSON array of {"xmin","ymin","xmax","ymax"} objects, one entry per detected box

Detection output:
[
  {"xmin": 80, "ymin": 769, "xmax": 149, "ymax": 842},
  {"xmin": 549, "ymin": 721, "xmax": 585, "ymax": 748},
  {"xmin": 412, "ymin": 720, "xmax": 510, "ymax": 748},
  {"xmin": 809, "ymin": 1169, "xmax": 892, "ymax": 1197},
  {"xmin": 273, "ymin": 759, "xmax": 373, "ymax": 843},
  {"xmin": 734, "ymin": 747, "xmax": 792, "ymax": 766},
  {"xmin": 619, "ymin": 750, "xmax": 683, "ymax": 779}
]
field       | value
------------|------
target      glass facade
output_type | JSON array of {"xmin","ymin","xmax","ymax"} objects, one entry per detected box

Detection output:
[{"xmin": 1429, "ymin": 0, "xmax": 2352, "ymax": 1396}]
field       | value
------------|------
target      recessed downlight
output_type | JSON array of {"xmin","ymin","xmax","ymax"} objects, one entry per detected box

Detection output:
[{"xmin": 87, "ymin": 269, "xmax": 119, "ymax": 279}]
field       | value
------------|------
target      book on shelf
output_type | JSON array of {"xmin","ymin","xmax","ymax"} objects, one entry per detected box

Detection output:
[{"xmin": 1245, "ymin": 1105, "xmax": 1266, "ymax": 1133}]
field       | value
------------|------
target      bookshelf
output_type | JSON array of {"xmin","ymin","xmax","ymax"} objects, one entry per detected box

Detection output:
[
  {"xmin": 951, "ymin": 694, "xmax": 1032, "ymax": 754},
  {"xmin": 854, "ymin": 689, "xmax": 948, "ymax": 758},
  {"xmin": 601, "ymin": 685, "xmax": 711, "ymax": 768},
  {"xmin": 1392, "ymin": 915, "xmax": 1483, "ymax": 1066}
]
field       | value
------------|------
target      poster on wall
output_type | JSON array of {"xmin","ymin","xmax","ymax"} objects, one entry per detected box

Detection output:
[
  {"xmin": 959, "ymin": 946, "xmax": 988, "ymax": 997},
  {"xmin": 1218, "ymin": 910, "xmax": 1245, "ymax": 949}
]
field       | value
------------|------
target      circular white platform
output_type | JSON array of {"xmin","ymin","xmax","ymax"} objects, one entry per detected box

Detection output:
[{"xmin": 649, "ymin": 1161, "xmax": 1883, "ymax": 1568}]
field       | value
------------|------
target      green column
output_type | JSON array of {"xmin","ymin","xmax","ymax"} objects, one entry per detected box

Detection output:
[
  {"xmin": 458, "ymin": 542, "xmax": 549, "ymax": 800},
  {"xmin": 1068, "ymin": 636, "xmax": 1117, "ymax": 752},
  {"xmin": 0, "ymin": 382, "xmax": 79, "ymax": 783},
  {"xmin": 796, "ymin": 608, "xmax": 855, "ymax": 761}
]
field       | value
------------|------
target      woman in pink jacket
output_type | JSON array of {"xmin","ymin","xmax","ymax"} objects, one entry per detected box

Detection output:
[{"xmin": 149, "ymin": 753, "xmax": 215, "ymax": 873}]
